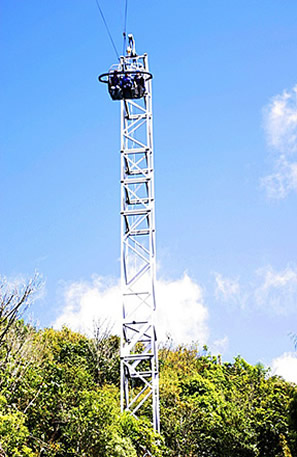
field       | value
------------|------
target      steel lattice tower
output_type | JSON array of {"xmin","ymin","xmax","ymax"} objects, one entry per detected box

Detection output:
[
  {"xmin": 99, "ymin": 42, "xmax": 159, "ymax": 433},
  {"xmin": 119, "ymin": 53, "xmax": 159, "ymax": 433}
]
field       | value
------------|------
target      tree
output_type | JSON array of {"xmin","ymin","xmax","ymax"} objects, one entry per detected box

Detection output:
[
  {"xmin": 0, "ymin": 276, "xmax": 41, "ymax": 456},
  {"xmin": 0, "ymin": 275, "xmax": 39, "ymax": 349},
  {"xmin": 159, "ymin": 344, "xmax": 297, "ymax": 457}
]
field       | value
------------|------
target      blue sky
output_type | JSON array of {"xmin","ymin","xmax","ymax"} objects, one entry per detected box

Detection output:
[{"xmin": 1, "ymin": 1, "xmax": 297, "ymax": 381}]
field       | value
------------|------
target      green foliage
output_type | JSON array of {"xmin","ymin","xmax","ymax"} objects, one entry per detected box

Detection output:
[
  {"xmin": 61, "ymin": 387, "xmax": 119, "ymax": 456},
  {"xmin": 278, "ymin": 434, "xmax": 293, "ymax": 457},
  {"xmin": 120, "ymin": 412, "xmax": 164, "ymax": 457},
  {"xmin": 0, "ymin": 282, "xmax": 296, "ymax": 457},
  {"xmin": 106, "ymin": 434, "xmax": 137, "ymax": 457},
  {"xmin": 159, "ymin": 344, "xmax": 297, "ymax": 457},
  {"xmin": 0, "ymin": 396, "xmax": 35, "ymax": 456}
]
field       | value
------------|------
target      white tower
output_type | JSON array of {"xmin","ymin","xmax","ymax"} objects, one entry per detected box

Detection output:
[
  {"xmin": 120, "ymin": 52, "xmax": 159, "ymax": 433},
  {"xmin": 99, "ymin": 43, "xmax": 160, "ymax": 433}
]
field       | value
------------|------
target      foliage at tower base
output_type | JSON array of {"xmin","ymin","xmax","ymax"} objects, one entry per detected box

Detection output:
[
  {"xmin": 159, "ymin": 345, "xmax": 297, "ymax": 457},
  {"xmin": 0, "ymin": 278, "xmax": 296, "ymax": 456}
]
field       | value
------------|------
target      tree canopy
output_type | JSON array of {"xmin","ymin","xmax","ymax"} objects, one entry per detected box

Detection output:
[{"xmin": 0, "ymin": 279, "xmax": 296, "ymax": 456}]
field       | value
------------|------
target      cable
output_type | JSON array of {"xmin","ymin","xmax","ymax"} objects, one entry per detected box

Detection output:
[
  {"xmin": 95, "ymin": 0, "xmax": 120, "ymax": 61},
  {"xmin": 123, "ymin": 0, "xmax": 128, "ymax": 56}
]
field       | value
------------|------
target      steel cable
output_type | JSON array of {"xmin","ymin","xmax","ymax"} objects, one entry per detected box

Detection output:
[
  {"xmin": 123, "ymin": 0, "xmax": 128, "ymax": 55},
  {"xmin": 95, "ymin": 0, "xmax": 120, "ymax": 60}
]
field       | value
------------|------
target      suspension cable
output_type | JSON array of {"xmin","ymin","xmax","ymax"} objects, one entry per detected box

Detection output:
[
  {"xmin": 95, "ymin": 0, "xmax": 120, "ymax": 61},
  {"xmin": 122, "ymin": 0, "xmax": 128, "ymax": 56}
]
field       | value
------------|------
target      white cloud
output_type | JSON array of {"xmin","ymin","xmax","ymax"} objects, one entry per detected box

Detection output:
[
  {"xmin": 261, "ymin": 155, "xmax": 297, "ymax": 199},
  {"xmin": 54, "ymin": 276, "xmax": 120, "ymax": 335},
  {"xmin": 214, "ymin": 273, "xmax": 242, "ymax": 306},
  {"xmin": 262, "ymin": 84, "xmax": 297, "ymax": 198},
  {"xmin": 54, "ymin": 273, "xmax": 209, "ymax": 346},
  {"xmin": 255, "ymin": 266, "xmax": 297, "ymax": 315},
  {"xmin": 214, "ymin": 265, "xmax": 297, "ymax": 316},
  {"xmin": 264, "ymin": 85, "xmax": 297, "ymax": 153},
  {"xmin": 156, "ymin": 274, "xmax": 209, "ymax": 345},
  {"xmin": 211, "ymin": 336, "xmax": 229, "ymax": 355},
  {"xmin": 271, "ymin": 352, "xmax": 297, "ymax": 384}
]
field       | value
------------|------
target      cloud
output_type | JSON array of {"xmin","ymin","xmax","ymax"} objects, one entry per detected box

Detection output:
[
  {"xmin": 261, "ymin": 156, "xmax": 297, "ymax": 199},
  {"xmin": 211, "ymin": 336, "xmax": 229, "ymax": 355},
  {"xmin": 214, "ymin": 265, "xmax": 297, "ymax": 316},
  {"xmin": 262, "ymin": 84, "xmax": 297, "ymax": 198},
  {"xmin": 54, "ymin": 273, "xmax": 209, "ymax": 346},
  {"xmin": 264, "ymin": 85, "xmax": 297, "ymax": 153},
  {"xmin": 214, "ymin": 273, "xmax": 242, "ymax": 305},
  {"xmin": 271, "ymin": 352, "xmax": 297, "ymax": 384},
  {"xmin": 54, "ymin": 276, "xmax": 120, "ymax": 335},
  {"xmin": 156, "ymin": 274, "xmax": 209, "ymax": 345},
  {"xmin": 255, "ymin": 265, "xmax": 297, "ymax": 315}
]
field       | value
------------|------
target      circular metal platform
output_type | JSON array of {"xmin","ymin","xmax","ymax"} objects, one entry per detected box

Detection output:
[{"xmin": 98, "ymin": 70, "xmax": 153, "ymax": 84}]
